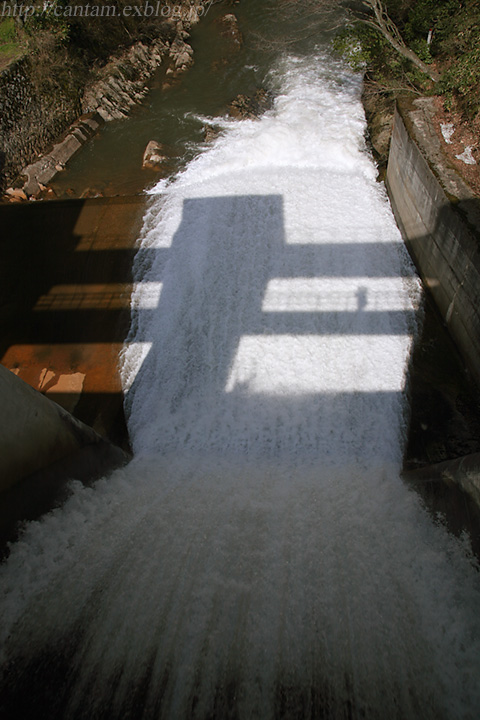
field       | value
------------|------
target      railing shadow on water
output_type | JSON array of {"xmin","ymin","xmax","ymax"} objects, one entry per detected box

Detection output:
[
  {"xmin": 0, "ymin": 192, "xmax": 425, "ymax": 720},
  {"xmin": 2, "ymin": 193, "xmax": 480, "ymax": 720},
  {"xmin": 124, "ymin": 193, "xmax": 418, "ymax": 466}
]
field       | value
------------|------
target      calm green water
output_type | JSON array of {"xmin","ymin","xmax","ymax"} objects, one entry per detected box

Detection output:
[{"xmin": 52, "ymin": 0, "xmax": 339, "ymax": 197}]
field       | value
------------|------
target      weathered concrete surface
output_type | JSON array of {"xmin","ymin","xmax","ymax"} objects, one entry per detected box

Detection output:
[
  {"xmin": 0, "ymin": 363, "xmax": 127, "ymax": 494},
  {"xmin": 0, "ymin": 195, "xmax": 147, "ymax": 450},
  {"xmin": 386, "ymin": 100, "xmax": 480, "ymax": 508},
  {"xmin": 386, "ymin": 102, "xmax": 480, "ymax": 388},
  {"xmin": 404, "ymin": 452, "xmax": 480, "ymax": 510}
]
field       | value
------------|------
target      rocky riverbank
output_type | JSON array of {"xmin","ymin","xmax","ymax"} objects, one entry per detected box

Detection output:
[{"xmin": 0, "ymin": 1, "xmax": 211, "ymax": 196}]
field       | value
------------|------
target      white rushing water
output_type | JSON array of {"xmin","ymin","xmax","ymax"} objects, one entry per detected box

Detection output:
[{"xmin": 2, "ymin": 53, "xmax": 480, "ymax": 720}]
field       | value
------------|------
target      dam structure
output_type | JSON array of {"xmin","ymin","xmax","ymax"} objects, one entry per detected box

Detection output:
[{"xmin": 1, "ymin": 8, "xmax": 480, "ymax": 720}]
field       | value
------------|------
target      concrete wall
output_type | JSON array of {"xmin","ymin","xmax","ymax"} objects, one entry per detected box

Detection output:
[
  {"xmin": 0, "ymin": 363, "xmax": 125, "ymax": 493},
  {"xmin": 386, "ymin": 104, "xmax": 480, "ymax": 388}
]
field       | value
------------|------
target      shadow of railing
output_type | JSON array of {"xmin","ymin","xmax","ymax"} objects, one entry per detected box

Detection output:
[
  {"xmin": 0, "ymin": 196, "xmax": 146, "ymax": 447},
  {"xmin": 0, "ymin": 191, "xmax": 425, "ymax": 720},
  {"xmin": 123, "ymin": 194, "xmax": 418, "ymax": 465}
]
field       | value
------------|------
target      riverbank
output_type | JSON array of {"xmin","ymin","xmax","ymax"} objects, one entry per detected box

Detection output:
[{"xmin": 0, "ymin": 1, "xmax": 212, "ymax": 195}]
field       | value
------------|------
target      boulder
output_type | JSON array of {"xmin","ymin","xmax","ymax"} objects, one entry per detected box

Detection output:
[
  {"xmin": 204, "ymin": 126, "xmax": 220, "ymax": 143},
  {"xmin": 80, "ymin": 188, "xmax": 103, "ymax": 199},
  {"xmin": 5, "ymin": 187, "xmax": 28, "ymax": 201},
  {"xmin": 175, "ymin": 51, "xmax": 194, "ymax": 70},
  {"xmin": 216, "ymin": 13, "xmax": 243, "ymax": 50},
  {"xmin": 142, "ymin": 141, "xmax": 170, "ymax": 170},
  {"xmin": 228, "ymin": 89, "xmax": 273, "ymax": 120},
  {"xmin": 169, "ymin": 38, "xmax": 194, "ymax": 72}
]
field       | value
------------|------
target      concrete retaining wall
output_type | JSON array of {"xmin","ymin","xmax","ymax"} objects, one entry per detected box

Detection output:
[
  {"xmin": 0, "ymin": 363, "xmax": 126, "ymax": 493},
  {"xmin": 0, "ymin": 56, "xmax": 80, "ymax": 192},
  {"xmin": 386, "ymin": 103, "xmax": 480, "ymax": 387}
]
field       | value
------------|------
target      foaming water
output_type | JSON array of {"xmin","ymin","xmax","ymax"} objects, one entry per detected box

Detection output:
[{"xmin": 2, "ymin": 54, "xmax": 480, "ymax": 720}]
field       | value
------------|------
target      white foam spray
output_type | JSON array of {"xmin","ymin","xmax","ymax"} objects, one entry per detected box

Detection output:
[{"xmin": 1, "ymin": 54, "xmax": 480, "ymax": 719}]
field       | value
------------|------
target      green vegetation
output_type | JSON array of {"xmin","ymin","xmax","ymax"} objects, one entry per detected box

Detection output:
[
  {"xmin": 334, "ymin": 0, "xmax": 480, "ymax": 122},
  {"xmin": 0, "ymin": 18, "xmax": 16, "ymax": 44},
  {"xmin": 0, "ymin": 0, "xmax": 190, "ymax": 112},
  {"xmin": 0, "ymin": 0, "xmax": 185, "ymax": 81},
  {"xmin": 0, "ymin": 18, "xmax": 25, "ymax": 68},
  {"xmin": 19, "ymin": 0, "xmax": 181, "ymax": 63}
]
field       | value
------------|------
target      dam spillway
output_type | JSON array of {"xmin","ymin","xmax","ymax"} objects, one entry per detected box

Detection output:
[{"xmin": 1, "ymin": 28, "xmax": 480, "ymax": 720}]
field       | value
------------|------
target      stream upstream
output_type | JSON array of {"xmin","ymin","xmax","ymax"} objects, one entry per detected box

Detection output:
[{"xmin": 52, "ymin": 1, "xmax": 335, "ymax": 197}]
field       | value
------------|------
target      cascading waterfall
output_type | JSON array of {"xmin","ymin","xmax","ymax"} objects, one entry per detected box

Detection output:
[{"xmin": 1, "ymin": 49, "xmax": 480, "ymax": 720}]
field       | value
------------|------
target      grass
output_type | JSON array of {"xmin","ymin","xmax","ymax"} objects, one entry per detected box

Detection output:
[{"xmin": 0, "ymin": 18, "xmax": 25, "ymax": 71}]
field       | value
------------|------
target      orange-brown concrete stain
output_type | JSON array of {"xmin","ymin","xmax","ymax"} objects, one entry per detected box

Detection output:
[{"xmin": 0, "ymin": 196, "xmax": 146, "ymax": 432}]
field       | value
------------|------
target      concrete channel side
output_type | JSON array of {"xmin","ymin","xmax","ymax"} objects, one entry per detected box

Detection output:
[
  {"xmin": 0, "ymin": 194, "xmax": 148, "ymax": 548},
  {"xmin": 386, "ymin": 105, "xmax": 480, "ymax": 388},
  {"xmin": 0, "ymin": 195, "xmax": 147, "ymax": 447},
  {"xmin": 386, "ymin": 104, "xmax": 480, "ymax": 504},
  {"xmin": 0, "ymin": 363, "xmax": 127, "ymax": 494}
]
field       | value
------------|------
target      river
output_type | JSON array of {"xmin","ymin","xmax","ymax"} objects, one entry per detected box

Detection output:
[{"xmin": 2, "ymin": 1, "xmax": 480, "ymax": 718}]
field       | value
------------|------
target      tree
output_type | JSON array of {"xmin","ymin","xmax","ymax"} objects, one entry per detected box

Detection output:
[{"xmin": 345, "ymin": 0, "xmax": 440, "ymax": 81}]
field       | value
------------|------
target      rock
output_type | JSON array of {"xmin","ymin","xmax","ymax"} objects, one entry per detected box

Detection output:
[
  {"xmin": 175, "ymin": 51, "xmax": 194, "ymax": 70},
  {"xmin": 216, "ymin": 13, "xmax": 243, "ymax": 50},
  {"xmin": 362, "ymin": 89, "xmax": 395, "ymax": 175},
  {"xmin": 169, "ymin": 38, "xmax": 194, "ymax": 72},
  {"xmin": 169, "ymin": 38, "xmax": 193, "ymax": 58},
  {"xmin": 82, "ymin": 38, "xmax": 170, "ymax": 120},
  {"xmin": 36, "ymin": 186, "xmax": 57, "ymax": 201},
  {"xmin": 5, "ymin": 187, "xmax": 27, "ymax": 200},
  {"xmin": 228, "ymin": 89, "xmax": 273, "ymax": 120},
  {"xmin": 204, "ymin": 126, "xmax": 220, "ymax": 143},
  {"xmin": 142, "ymin": 141, "xmax": 170, "ymax": 170},
  {"xmin": 80, "ymin": 188, "xmax": 103, "ymax": 199},
  {"xmin": 372, "ymin": 123, "xmax": 393, "ymax": 158}
]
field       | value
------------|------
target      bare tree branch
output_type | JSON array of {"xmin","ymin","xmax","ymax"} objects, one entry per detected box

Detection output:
[{"xmin": 351, "ymin": 0, "xmax": 439, "ymax": 82}]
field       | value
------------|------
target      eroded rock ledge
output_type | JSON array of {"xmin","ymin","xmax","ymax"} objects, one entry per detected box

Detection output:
[{"xmin": 82, "ymin": 22, "xmax": 196, "ymax": 122}]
